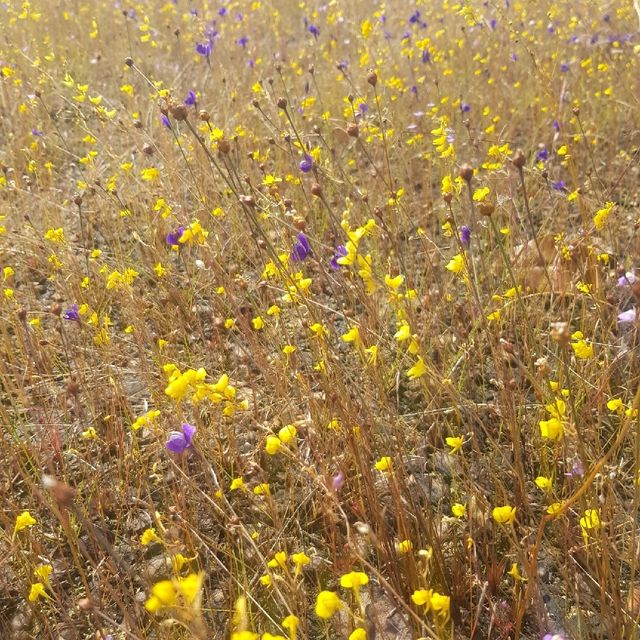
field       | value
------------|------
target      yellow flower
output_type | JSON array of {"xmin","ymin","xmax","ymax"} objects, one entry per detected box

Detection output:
[
  {"xmin": 407, "ymin": 356, "xmax": 427, "ymax": 380},
  {"xmin": 593, "ymin": 201, "xmax": 615, "ymax": 230},
  {"xmin": 341, "ymin": 327, "xmax": 360, "ymax": 344},
  {"xmin": 315, "ymin": 590, "xmax": 342, "ymax": 618},
  {"xmin": 252, "ymin": 316, "xmax": 265, "ymax": 330},
  {"xmin": 394, "ymin": 322, "xmax": 412, "ymax": 341},
  {"xmin": 141, "ymin": 528, "xmax": 159, "ymax": 545},
  {"xmin": 81, "ymin": 427, "xmax": 97, "ymax": 439},
  {"xmin": 396, "ymin": 539, "xmax": 413, "ymax": 554},
  {"xmin": 34, "ymin": 564, "xmax": 52, "ymax": 587},
  {"xmin": 534, "ymin": 476, "xmax": 552, "ymax": 491},
  {"xmin": 507, "ymin": 563, "xmax": 525, "ymax": 581},
  {"xmin": 571, "ymin": 336, "xmax": 594, "ymax": 359},
  {"xmin": 446, "ymin": 436, "xmax": 463, "ymax": 454},
  {"xmin": 340, "ymin": 571, "xmax": 369, "ymax": 590},
  {"xmin": 267, "ymin": 551, "xmax": 288, "ymax": 569},
  {"xmin": 365, "ymin": 344, "xmax": 378, "ymax": 365},
  {"xmin": 374, "ymin": 456, "xmax": 392, "ymax": 472},
  {"xmin": 472, "ymin": 186, "xmax": 490, "ymax": 202},
  {"xmin": 282, "ymin": 614, "xmax": 299, "ymax": 636},
  {"xmin": 384, "ymin": 274, "xmax": 404, "ymax": 290},
  {"xmin": 144, "ymin": 572, "xmax": 204, "ymax": 614},
  {"xmin": 446, "ymin": 253, "xmax": 465, "ymax": 274},
  {"xmin": 607, "ymin": 398, "xmax": 624, "ymax": 413},
  {"xmin": 492, "ymin": 505, "xmax": 516, "ymax": 525},
  {"xmin": 265, "ymin": 435, "xmax": 282, "ymax": 455},
  {"xmin": 430, "ymin": 592, "xmax": 451, "ymax": 621},
  {"xmin": 580, "ymin": 508, "xmax": 601, "ymax": 539},
  {"xmin": 547, "ymin": 502, "xmax": 565, "ymax": 517},
  {"xmin": 291, "ymin": 552, "xmax": 310, "ymax": 576},
  {"xmin": 349, "ymin": 629, "xmax": 367, "ymax": 640},
  {"xmin": 451, "ymin": 503, "xmax": 467, "ymax": 518},
  {"xmin": 28, "ymin": 582, "xmax": 49, "ymax": 602},
  {"xmin": 411, "ymin": 588, "xmax": 433, "ymax": 609},
  {"xmin": 254, "ymin": 483, "xmax": 271, "ymax": 496},
  {"xmin": 282, "ymin": 345, "xmax": 296, "ymax": 355},
  {"xmin": 14, "ymin": 511, "xmax": 37, "ymax": 535},
  {"xmin": 278, "ymin": 424, "xmax": 297, "ymax": 444},
  {"xmin": 141, "ymin": 167, "xmax": 159, "ymax": 182},
  {"xmin": 539, "ymin": 418, "xmax": 564, "ymax": 441},
  {"xmin": 230, "ymin": 477, "xmax": 245, "ymax": 491}
]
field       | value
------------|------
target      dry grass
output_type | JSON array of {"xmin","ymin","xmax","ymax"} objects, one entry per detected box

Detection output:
[{"xmin": 1, "ymin": 1, "xmax": 640, "ymax": 638}]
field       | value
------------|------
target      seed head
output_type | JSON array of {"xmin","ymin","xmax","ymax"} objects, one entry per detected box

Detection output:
[
  {"xmin": 367, "ymin": 70, "xmax": 378, "ymax": 87},
  {"xmin": 170, "ymin": 103, "xmax": 188, "ymax": 121},
  {"xmin": 459, "ymin": 164, "xmax": 474, "ymax": 182},
  {"xmin": 277, "ymin": 96, "xmax": 287, "ymax": 110},
  {"xmin": 347, "ymin": 123, "xmax": 359, "ymax": 138},
  {"xmin": 512, "ymin": 149, "xmax": 526, "ymax": 169}
]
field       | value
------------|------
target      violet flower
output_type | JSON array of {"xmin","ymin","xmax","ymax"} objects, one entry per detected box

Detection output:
[
  {"xmin": 161, "ymin": 114, "xmax": 171, "ymax": 128},
  {"xmin": 460, "ymin": 225, "xmax": 471, "ymax": 247},
  {"xmin": 196, "ymin": 41, "xmax": 212, "ymax": 57},
  {"xmin": 184, "ymin": 90, "xmax": 197, "ymax": 106},
  {"xmin": 290, "ymin": 232, "xmax": 311, "ymax": 262},
  {"xmin": 618, "ymin": 308, "xmax": 636, "ymax": 324},
  {"xmin": 618, "ymin": 271, "xmax": 637, "ymax": 287},
  {"xmin": 62, "ymin": 304, "xmax": 80, "ymax": 321},
  {"xmin": 166, "ymin": 226, "xmax": 184, "ymax": 246},
  {"xmin": 330, "ymin": 245, "xmax": 348, "ymax": 269},
  {"xmin": 166, "ymin": 423, "xmax": 196, "ymax": 454},
  {"xmin": 299, "ymin": 155, "xmax": 313, "ymax": 173}
]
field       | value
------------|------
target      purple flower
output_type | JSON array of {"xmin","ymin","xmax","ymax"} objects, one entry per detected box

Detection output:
[
  {"xmin": 218, "ymin": 6, "xmax": 227, "ymax": 16},
  {"xmin": 31, "ymin": 127, "xmax": 44, "ymax": 136},
  {"xmin": 565, "ymin": 459, "xmax": 584, "ymax": 478},
  {"xmin": 552, "ymin": 119, "xmax": 560, "ymax": 131},
  {"xmin": 236, "ymin": 35, "xmax": 248, "ymax": 47},
  {"xmin": 330, "ymin": 245, "xmax": 348, "ymax": 269},
  {"xmin": 196, "ymin": 41, "xmax": 212, "ymax": 57},
  {"xmin": 536, "ymin": 147, "xmax": 549, "ymax": 162},
  {"xmin": 489, "ymin": 18, "xmax": 497, "ymax": 30},
  {"xmin": 308, "ymin": 24, "xmax": 320, "ymax": 38},
  {"xmin": 551, "ymin": 180, "xmax": 566, "ymax": 191},
  {"xmin": 332, "ymin": 471, "xmax": 345, "ymax": 492},
  {"xmin": 62, "ymin": 304, "xmax": 80, "ymax": 321},
  {"xmin": 421, "ymin": 49, "xmax": 431, "ymax": 63},
  {"xmin": 358, "ymin": 102, "xmax": 368, "ymax": 115},
  {"xmin": 460, "ymin": 102, "xmax": 471, "ymax": 113},
  {"xmin": 618, "ymin": 271, "xmax": 637, "ymax": 287},
  {"xmin": 299, "ymin": 155, "xmax": 313, "ymax": 173},
  {"xmin": 560, "ymin": 63, "xmax": 570, "ymax": 72},
  {"xmin": 166, "ymin": 226, "xmax": 184, "ymax": 246},
  {"xmin": 184, "ymin": 90, "xmax": 197, "ymax": 106},
  {"xmin": 290, "ymin": 232, "xmax": 311, "ymax": 262},
  {"xmin": 618, "ymin": 308, "xmax": 636, "ymax": 324},
  {"xmin": 460, "ymin": 225, "xmax": 471, "ymax": 247},
  {"xmin": 166, "ymin": 423, "xmax": 196, "ymax": 454},
  {"xmin": 161, "ymin": 114, "xmax": 171, "ymax": 128}
]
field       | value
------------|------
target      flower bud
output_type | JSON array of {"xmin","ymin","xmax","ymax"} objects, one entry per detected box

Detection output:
[
  {"xmin": 347, "ymin": 123, "xmax": 359, "ymax": 138},
  {"xmin": 276, "ymin": 96, "xmax": 287, "ymax": 110},
  {"xmin": 367, "ymin": 71, "xmax": 378, "ymax": 87}
]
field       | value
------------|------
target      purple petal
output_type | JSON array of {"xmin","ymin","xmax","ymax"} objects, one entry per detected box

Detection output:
[
  {"xmin": 181, "ymin": 422, "xmax": 196, "ymax": 446},
  {"xmin": 166, "ymin": 432, "xmax": 188, "ymax": 454},
  {"xmin": 618, "ymin": 308, "xmax": 636, "ymax": 324}
]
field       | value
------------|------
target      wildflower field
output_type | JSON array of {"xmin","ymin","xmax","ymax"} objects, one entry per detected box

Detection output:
[{"xmin": 2, "ymin": 0, "xmax": 640, "ymax": 638}]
